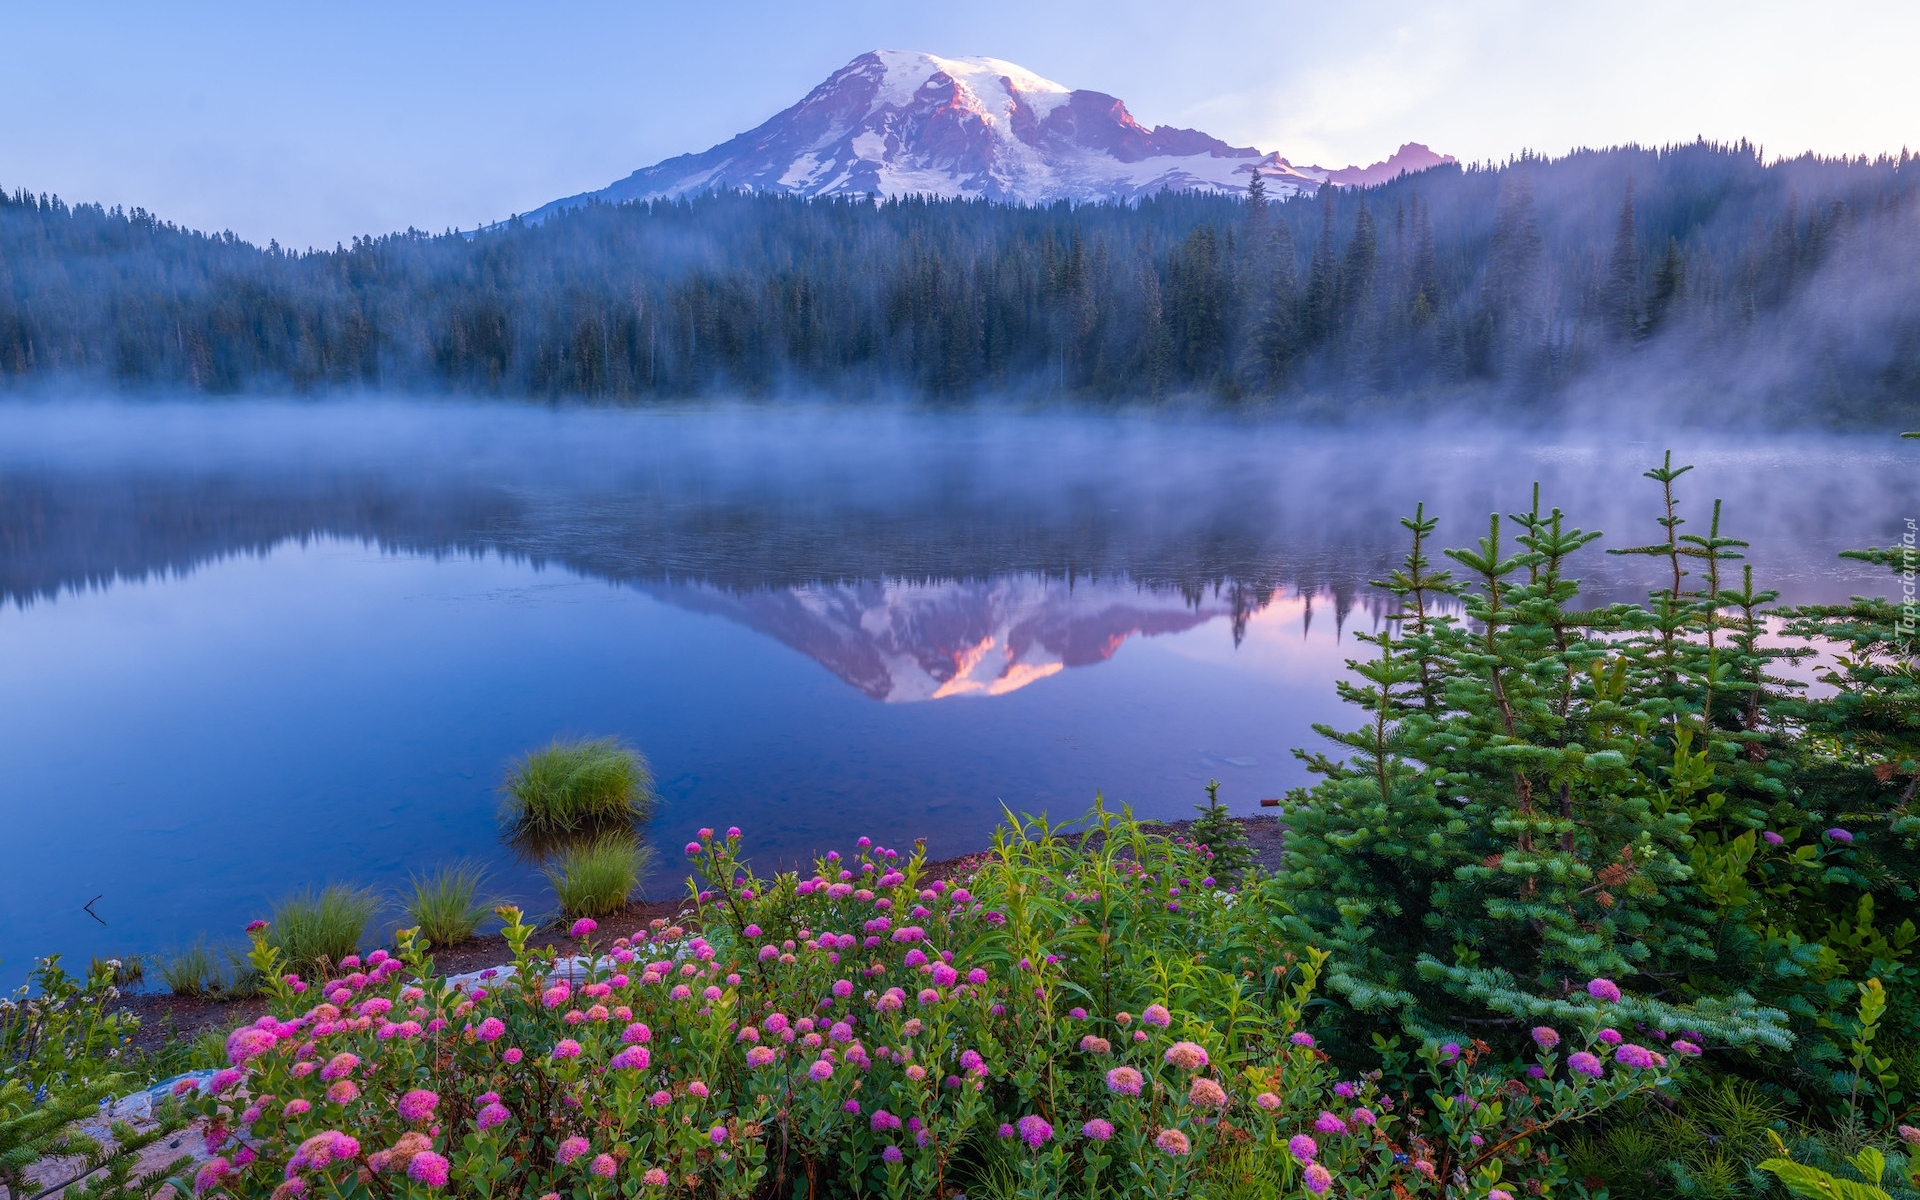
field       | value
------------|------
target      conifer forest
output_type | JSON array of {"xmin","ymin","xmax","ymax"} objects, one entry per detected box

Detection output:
[{"xmin": 3, "ymin": 141, "xmax": 1917, "ymax": 418}]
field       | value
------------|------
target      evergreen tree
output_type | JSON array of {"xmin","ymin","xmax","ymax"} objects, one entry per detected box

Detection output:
[{"xmin": 1605, "ymin": 177, "xmax": 1643, "ymax": 341}]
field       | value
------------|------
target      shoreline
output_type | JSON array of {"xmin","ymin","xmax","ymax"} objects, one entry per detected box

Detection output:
[{"xmin": 105, "ymin": 817, "xmax": 1283, "ymax": 1057}]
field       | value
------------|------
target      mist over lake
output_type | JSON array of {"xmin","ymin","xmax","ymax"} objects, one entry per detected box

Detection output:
[{"xmin": 0, "ymin": 397, "xmax": 1910, "ymax": 979}]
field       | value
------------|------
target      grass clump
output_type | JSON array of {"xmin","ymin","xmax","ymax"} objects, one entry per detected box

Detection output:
[
  {"xmin": 502, "ymin": 736, "xmax": 653, "ymax": 836},
  {"xmin": 406, "ymin": 862, "xmax": 493, "ymax": 947},
  {"xmin": 159, "ymin": 944, "xmax": 224, "ymax": 997},
  {"xmin": 544, "ymin": 836, "xmax": 651, "ymax": 918},
  {"xmin": 267, "ymin": 884, "xmax": 380, "ymax": 974}
]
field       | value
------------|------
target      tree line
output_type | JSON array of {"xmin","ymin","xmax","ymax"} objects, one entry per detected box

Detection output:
[{"xmin": 2, "ymin": 140, "xmax": 1916, "ymax": 418}]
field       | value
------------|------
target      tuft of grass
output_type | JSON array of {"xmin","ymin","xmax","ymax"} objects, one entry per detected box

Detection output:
[
  {"xmin": 159, "ymin": 944, "xmax": 224, "ymax": 997},
  {"xmin": 502, "ymin": 737, "xmax": 654, "ymax": 836},
  {"xmin": 267, "ymin": 884, "xmax": 381, "ymax": 974},
  {"xmin": 545, "ymin": 836, "xmax": 652, "ymax": 918},
  {"xmin": 405, "ymin": 862, "xmax": 493, "ymax": 948}
]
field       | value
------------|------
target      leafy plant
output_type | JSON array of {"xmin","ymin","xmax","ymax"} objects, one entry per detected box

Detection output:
[
  {"xmin": 265, "ymin": 884, "xmax": 381, "ymax": 975},
  {"xmin": 544, "ymin": 836, "xmax": 651, "ymax": 918},
  {"xmin": 1758, "ymin": 1129, "xmax": 1902, "ymax": 1200},
  {"xmin": 502, "ymin": 736, "xmax": 654, "ymax": 837},
  {"xmin": 404, "ymin": 862, "xmax": 493, "ymax": 948}
]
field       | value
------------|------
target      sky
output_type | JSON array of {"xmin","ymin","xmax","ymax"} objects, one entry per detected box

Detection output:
[{"xmin": 3, "ymin": 0, "xmax": 1915, "ymax": 249}]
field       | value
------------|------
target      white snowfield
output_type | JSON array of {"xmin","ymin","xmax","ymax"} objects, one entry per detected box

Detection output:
[{"xmin": 516, "ymin": 50, "xmax": 1452, "ymax": 222}]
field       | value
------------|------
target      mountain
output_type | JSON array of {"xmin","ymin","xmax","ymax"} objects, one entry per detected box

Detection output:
[
  {"xmin": 522, "ymin": 51, "xmax": 1453, "ymax": 218},
  {"xmin": 647, "ymin": 576, "xmax": 1258, "ymax": 702}
]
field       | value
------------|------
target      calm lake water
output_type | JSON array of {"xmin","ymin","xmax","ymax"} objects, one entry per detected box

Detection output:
[{"xmin": 1, "ymin": 399, "xmax": 1912, "ymax": 982}]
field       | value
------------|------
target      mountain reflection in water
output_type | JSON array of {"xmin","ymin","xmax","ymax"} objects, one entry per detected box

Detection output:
[{"xmin": 0, "ymin": 399, "xmax": 1911, "ymax": 977}]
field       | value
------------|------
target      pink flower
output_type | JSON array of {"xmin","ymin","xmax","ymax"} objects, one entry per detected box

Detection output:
[
  {"xmin": 1082, "ymin": 1118, "xmax": 1115, "ymax": 1140},
  {"xmin": 643, "ymin": 1167, "xmax": 669, "ymax": 1186},
  {"xmin": 881, "ymin": 1145, "xmax": 904, "ymax": 1163},
  {"xmin": 1068, "ymin": 1007, "xmax": 1089, "ymax": 1020},
  {"xmin": 1313, "ymin": 1110, "xmax": 1347, "ymax": 1134},
  {"xmin": 557, "ymin": 1137, "xmax": 591, "ymax": 1165},
  {"xmin": 1615, "ymin": 1043, "xmax": 1658, "ymax": 1069},
  {"xmin": 1304, "ymin": 1163, "xmax": 1333, "ymax": 1195},
  {"xmin": 503, "ymin": 1047, "xmax": 523, "ymax": 1064},
  {"xmin": 967, "ymin": 967, "xmax": 988, "ymax": 985},
  {"xmin": 407, "ymin": 1152, "xmax": 450, "ymax": 1188},
  {"xmin": 327, "ymin": 1080, "xmax": 360, "ymax": 1104},
  {"xmin": 226, "ymin": 1026, "xmax": 276, "ymax": 1065},
  {"xmin": 1080, "ymin": 1035, "xmax": 1112, "ymax": 1053},
  {"xmin": 1017, "ymin": 1115, "xmax": 1054, "ymax": 1149},
  {"xmin": 1490, "ymin": 1191, "xmax": 1515, "ymax": 1200},
  {"xmin": 1353, "ymin": 1107, "xmax": 1377, "ymax": 1126},
  {"xmin": 1288, "ymin": 1134, "xmax": 1318, "ymax": 1163},
  {"xmin": 611, "ymin": 1046, "xmax": 651, "ymax": 1070},
  {"xmin": 320, "ymin": 1052, "xmax": 360, "ymax": 1081},
  {"xmin": 476, "ymin": 1103, "xmax": 510, "ymax": 1131},
  {"xmin": 1671, "ymin": 1040, "xmax": 1702, "ymax": 1056},
  {"xmin": 1597, "ymin": 1028, "xmax": 1623, "ymax": 1045},
  {"xmin": 397, "ymin": 1089, "xmax": 439, "ymax": 1122},
  {"xmin": 1899, "ymin": 1125, "xmax": 1920, "ymax": 1146},
  {"xmin": 1255, "ymin": 1092, "xmax": 1280, "ymax": 1110},
  {"xmin": 685, "ymin": 841, "xmax": 701, "ymax": 856},
  {"xmin": 1164, "ymin": 1041, "xmax": 1209, "ymax": 1070},
  {"xmin": 871, "ymin": 1110, "xmax": 903, "ymax": 1132},
  {"xmin": 1290, "ymin": 1032, "xmax": 1316, "ymax": 1047},
  {"xmin": 1142, "ymin": 1004, "xmax": 1172, "ymax": 1027},
  {"xmin": 1531, "ymin": 1026, "xmax": 1560, "ymax": 1050},
  {"xmin": 747, "ymin": 1046, "xmax": 777, "ymax": 1067},
  {"xmin": 193, "ymin": 1158, "xmax": 230, "ymax": 1194},
  {"xmin": 1190, "ymin": 1078, "xmax": 1229, "ymax": 1107},
  {"xmin": 1156, "ymin": 1128, "xmax": 1192, "ymax": 1156},
  {"xmin": 1569, "ymin": 1051, "xmax": 1604, "ymax": 1078},
  {"xmin": 474, "ymin": 1016, "xmax": 505, "ymax": 1042},
  {"xmin": 1107, "ymin": 1066, "xmax": 1144, "ymax": 1095},
  {"xmin": 284, "ymin": 1098, "xmax": 312, "ymax": 1116},
  {"xmin": 709, "ymin": 1125, "xmax": 728, "ymax": 1145},
  {"xmin": 622, "ymin": 1021, "xmax": 652, "ymax": 1044},
  {"xmin": 1826, "ymin": 828, "xmax": 1853, "ymax": 844},
  {"xmin": 591, "ymin": 1154, "xmax": 617, "ymax": 1178},
  {"xmin": 552, "ymin": 1039, "xmax": 582, "ymax": 1060},
  {"xmin": 689, "ymin": 1081, "xmax": 710, "ymax": 1099},
  {"xmin": 809, "ymin": 1059, "xmax": 835, "ymax": 1081},
  {"xmin": 649, "ymin": 1090, "xmax": 672, "ymax": 1107},
  {"xmin": 1587, "ymin": 978, "xmax": 1623, "ymax": 1003}
]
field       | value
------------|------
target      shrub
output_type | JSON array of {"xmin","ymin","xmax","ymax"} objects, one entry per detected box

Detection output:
[
  {"xmin": 501, "ymin": 736, "xmax": 653, "ymax": 836},
  {"xmin": 192, "ymin": 812, "xmax": 1683, "ymax": 1200},
  {"xmin": 266, "ymin": 884, "xmax": 381, "ymax": 974},
  {"xmin": 1274, "ymin": 457, "xmax": 1920, "ymax": 1101},
  {"xmin": 1185, "ymin": 779, "xmax": 1253, "ymax": 886},
  {"xmin": 404, "ymin": 863, "xmax": 492, "ymax": 948},
  {"xmin": 544, "ymin": 837, "xmax": 650, "ymax": 918},
  {"xmin": 159, "ymin": 944, "xmax": 224, "ymax": 997}
]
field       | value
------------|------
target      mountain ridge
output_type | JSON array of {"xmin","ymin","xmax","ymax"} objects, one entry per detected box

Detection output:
[{"xmin": 521, "ymin": 51, "xmax": 1453, "ymax": 220}]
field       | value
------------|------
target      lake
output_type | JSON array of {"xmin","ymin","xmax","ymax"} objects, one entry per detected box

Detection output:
[{"xmin": 1, "ymin": 399, "xmax": 1911, "ymax": 982}]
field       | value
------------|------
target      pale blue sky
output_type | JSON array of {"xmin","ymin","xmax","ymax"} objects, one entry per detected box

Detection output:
[{"xmin": 4, "ymin": 0, "xmax": 1914, "ymax": 247}]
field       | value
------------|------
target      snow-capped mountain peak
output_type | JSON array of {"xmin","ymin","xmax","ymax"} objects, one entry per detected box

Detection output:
[{"xmin": 521, "ymin": 51, "xmax": 1453, "ymax": 219}]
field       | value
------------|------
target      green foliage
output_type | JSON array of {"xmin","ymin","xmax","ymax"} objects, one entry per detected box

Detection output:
[
  {"xmin": 404, "ymin": 861, "xmax": 493, "ymax": 948},
  {"xmin": 1570, "ymin": 1078, "xmax": 1785, "ymax": 1200},
  {"xmin": 1758, "ymin": 1128, "xmax": 1909, "ymax": 1200},
  {"xmin": 265, "ymin": 884, "xmax": 381, "ymax": 974},
  {"xmin": 1274, "ymin": 443, "xmax": 1920, "ymax": 1121},
  {"xmin": 1186, "ymin": 779, "xmax": 1255, "ymax": 886},
  {"xmin": 502, "ymin": 736, "xmax": 654, "ymax": 837},
  {"xmin": 0, "ymin": 957, "xmax": 144, "ymax": 1199},
  {"xmin": 158, "ymin": 942, "xmax": 226, "ymax": 997},
  {"xmin": 544, "ymin": 836, "xmax": 651, "ymax": 918}
]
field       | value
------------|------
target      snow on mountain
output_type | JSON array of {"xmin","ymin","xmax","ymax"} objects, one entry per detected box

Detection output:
[
  {"xmin": 520, "ymin": 51, "xmax": 1452, "ymax": 220},
  {"xmin": 648, "ymin": 575, "xmax": 1256, "ymax": 703}
]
